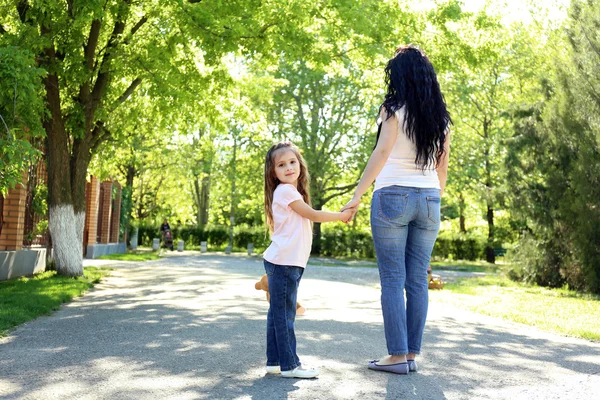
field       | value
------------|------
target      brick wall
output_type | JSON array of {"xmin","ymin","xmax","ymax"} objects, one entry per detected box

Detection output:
[
  {"xmin": 99, "ymin": 181, "xmax": 113, "ymax": 244},
  {"xmin": 0, "ymin": 183, "xmax": 27, "ymax": 251},
  {"xmin": 110, "ymin": 183, "xmax": 122, "ymax": 243},
  {"xmin": 84, "ymin": 176, "xmax": 100, "ymax": 246}
]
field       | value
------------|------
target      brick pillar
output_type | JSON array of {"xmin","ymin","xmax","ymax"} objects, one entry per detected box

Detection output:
[
  {"xmin": 99, "ymin": 181, "xmax": 113, "ymax": 244},
  {"xmin": 84, "ymin": 176, "xmax": 100, "ymax": 246},
  {"xmin": 0, "ymin": 183, "xmax": 27, "ymax": 251},
  {"xmin": 110, "ymin": 183, "xmax": 122, "ymax": 243}
]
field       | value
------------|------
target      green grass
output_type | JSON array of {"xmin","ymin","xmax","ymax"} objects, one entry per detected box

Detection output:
[
  {"xmin": 308, "ymin": 258, "xmax": 498, "ymax": 270},
  {"xmin": 429, "ymin": 274, "xmax": 600, "ymax": 341},
  {"xmin": 98, "ymin": 250, "xmax": 160, "ymax": 261},
  {"xmin": 0, "ymin": 267, "xmax": 111, "ymax": 337},
  {"xmin": 430, "ymin": 260, "xmax": 501, "ymax": 273}
]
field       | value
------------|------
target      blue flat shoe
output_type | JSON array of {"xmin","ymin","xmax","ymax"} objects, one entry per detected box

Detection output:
[
  {"xmin": 367, "ymin": 360, "xmax": 409, "ymax": 375},
  {"xmin": 407, "ymin": 359, "xmax": 418, "ymax": 372}
]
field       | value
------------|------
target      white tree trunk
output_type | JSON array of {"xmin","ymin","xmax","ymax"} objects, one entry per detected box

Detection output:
[{"xmin": 49, "ymin": 204, "xmax": 84, "ymax": 276}]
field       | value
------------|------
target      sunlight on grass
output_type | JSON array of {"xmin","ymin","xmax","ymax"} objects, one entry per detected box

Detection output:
[
  {"xmin": 429, "ymin": 275, "xmax": 600, "ymax": 341},
  {"xmin": 430, "ymin": 260, "xmax": 501, "ymax": 273},
  {"xmin": 98, "ymin": 251, "xmax": 160, "ymax": 261},
  {"xmin": 0, "ymin": 267, "xmax": 111, "ymax": 337}
]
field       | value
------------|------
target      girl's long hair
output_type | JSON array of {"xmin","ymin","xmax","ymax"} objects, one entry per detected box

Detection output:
[
  {"xmin": 264, "ymin": 142, "xmax": 311, "ymax": 232},
  {"xmin": 379, "ymin": 45, "xmax": 452, "ymax": 168}
]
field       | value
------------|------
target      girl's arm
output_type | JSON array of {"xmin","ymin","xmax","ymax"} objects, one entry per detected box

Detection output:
[
  {"xmin": 289, "ymin": 200, "xmax": 354, "ymax": 223},
  {"xmin": 341, "ymin": 111, "xmax": 398, "ymax": 211},
  {"xmin": 436, "ymin": 130, "xmax": 451, "ymax": 196}
]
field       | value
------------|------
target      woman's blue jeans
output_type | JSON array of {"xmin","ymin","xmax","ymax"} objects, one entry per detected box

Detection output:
[
  {"xmin": 264, "ymin": 260, "xmax": 304, "ymax": 371},
  {"xmin": 371, "ymin": 185, "xmax": 441, "ymax": 355}
]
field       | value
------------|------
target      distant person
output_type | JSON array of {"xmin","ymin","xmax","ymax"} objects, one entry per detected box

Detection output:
[
  {"xmin": 262, "ymin": 141, "xmax": 354, "ymax": 379},
  {"xmin": 160, "ymin": 219, "xmax": 173, "ymax": 250},
  {"xmin": 341, "ymin": 45, "xmax": 452, "ymax": 374}
]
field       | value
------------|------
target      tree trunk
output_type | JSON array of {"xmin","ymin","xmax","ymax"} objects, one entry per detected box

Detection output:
[
  {"xmin": 126, "ymin": 165, "xmax": 136, "ymax": 188},
  {"xmin": 43, "ymin": 63, "xmax": 85, "ymax": 276},
  {"xmin": 483, "ymin": 120, "xmax": 495, "ymax": 264},
  {"xmin": 0, "ymin": 194, "xmax": 4, "ymax": 237},
  {"xmin": 228, "ymin": 136, "xmax": 237, "ymax": 250},
  {"xmin": 459, "ymin": 192, "xmax": 466, "ymax": 233},
  {"xmin": 193, "ymin": 176, "xmax": 202, "ymax": 227},
  {"xmin": 486, "ymin": 203, "xmax": 495, "ymax": 263},
  {"xmin": 311, "ymin": 196, "xmax": 323, "ymax": 255},
  {"xmin": 193, "ymin": 172, "xmax": 211, "ymax": 229},
  {"xmin": 199, "ymin": 174, "xmax": 210, "ymax": 228},
  {"xmin": 312, "ymin": 221, "xmax": 322, "ymax": 255}
]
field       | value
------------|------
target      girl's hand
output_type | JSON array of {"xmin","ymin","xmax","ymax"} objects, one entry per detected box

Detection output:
[{"xmin": 341, "ymin": 208, "xmax": 356, "ymax": 223}]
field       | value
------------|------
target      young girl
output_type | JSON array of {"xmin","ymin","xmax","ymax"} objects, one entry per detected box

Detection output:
[{"xmin": 262, "ymin": 141, "xmax": 354, "ymax": 379}]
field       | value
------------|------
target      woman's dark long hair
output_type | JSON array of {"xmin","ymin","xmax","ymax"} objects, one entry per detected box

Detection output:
[{"xmin": 378, "ymin": 45, "xmax": 452, "ymax": 168}]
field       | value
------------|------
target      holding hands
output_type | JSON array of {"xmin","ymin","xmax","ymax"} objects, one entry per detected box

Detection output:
[{"xmin": 340, "ymin": 196, "xmax": 361, "ymax": 223}]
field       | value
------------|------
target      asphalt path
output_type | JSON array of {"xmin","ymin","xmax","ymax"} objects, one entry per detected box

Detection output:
[{"xmin": 1, "ymin": 253, "xmax": 599, "ymax": 399}]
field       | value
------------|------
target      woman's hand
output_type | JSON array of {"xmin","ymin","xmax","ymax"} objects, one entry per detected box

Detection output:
[
  {"xmin": 340, "ymin": 196, "xmax": 361, "ymax": 222},
  {"xmin": 341, "ymin": 196, "xmax": 361, "ymax": 213}
]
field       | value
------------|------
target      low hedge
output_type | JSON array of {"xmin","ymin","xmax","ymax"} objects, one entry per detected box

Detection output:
[
  {"xmin": 136, "ymin": 224, "xmax": 486, "ymax": 260},
  {"xmin": 321, "ymin": 230, "xmax": 486, "ymax": 261},
  {"xmin": 320, "ymin": 230, "xmax": 376, "ymax": 259},
  {"xmin": 136, "ymin": 224, "xmax": 268, "ymax": 249},
  {"xmin": 431, "ymin": 234, "xmax": 487, "ymax": 261}
]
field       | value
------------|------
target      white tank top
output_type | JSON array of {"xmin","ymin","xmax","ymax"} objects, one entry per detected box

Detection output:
[{"xmin": 374, "ymin": 107, "xmax": 441, "ymax": 191}]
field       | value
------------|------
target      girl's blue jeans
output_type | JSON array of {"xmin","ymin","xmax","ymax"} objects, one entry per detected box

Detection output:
[
  {"xmin": 371, "ymin": 185, "xmax": 441, "ymax": 355},
  {"xmin": 264, "ymin": 260, "xmax": 304, "ymax": 371}
]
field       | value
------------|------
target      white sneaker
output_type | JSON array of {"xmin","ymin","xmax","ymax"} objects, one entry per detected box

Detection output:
[
  {"xmin": 266, "ymin": 366, "xmax": 281, "ymax": 374},
  {"xmin": 281, "ymin": 366, "xmax": 319, "ymax": 379}
]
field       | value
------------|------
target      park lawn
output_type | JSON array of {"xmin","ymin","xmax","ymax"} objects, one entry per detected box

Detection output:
[
  {"xmin": 431, "ymin": 260, "xmax": 501, "ymax": 273},
  {"xmin": 98, "ymin": 250, "xmax": 160, "ymax": 261},
  {"xmin": 429, "ymin": 275, "xmax": 600, "ymax": 341},
  {"xmin": 0, "ymin": 267, "xmax": 111, "ymax": 338}
]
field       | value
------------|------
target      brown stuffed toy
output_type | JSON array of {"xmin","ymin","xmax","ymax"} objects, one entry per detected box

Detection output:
[
  {"xmin": 427, "ymin": 265, "xmax": 444, "ymax": 290},
  {"xmin": 255, "ymin": 274, "xmax": 306, "ymax": 315}
]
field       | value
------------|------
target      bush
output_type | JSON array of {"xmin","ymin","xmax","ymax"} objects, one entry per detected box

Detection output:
[
  {"xmin": 505, "ymin": 233, "xmax": 590, "ymax": 291},
  {"xmin": 137, "ymin": 225, "xmax": 158, "ymax": 247},
  {"xmin": 431, "ymin": 233, "xmax": 486, "ymax": 261},
  {"xmin": 320, "ymin": 229, "xmax": 487, "ymax": 261},
  {"xmin": 320, "ymin": 229, "xmax": 376, "ymax": 259},
  {"xmin": 233, "ymin": 225, "xmax": 270, "ymax": 250},
  {"xmin": 136, "ymin": 224, "xmax": 261, "ymax": 249},
  {"xmin": 137, "ymin": 222, "xmax": 488, "ymax": 262}
]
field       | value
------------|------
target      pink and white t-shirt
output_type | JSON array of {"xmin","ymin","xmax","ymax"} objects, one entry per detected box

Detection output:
[{"xmin": 263, "ymin": 184, "xmax": 313, "ymax": 268}]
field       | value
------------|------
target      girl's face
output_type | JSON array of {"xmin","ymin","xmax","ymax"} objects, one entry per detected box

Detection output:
[{"xmin": 272, "ymin": 149, "xmax": 300, "ymax": 187}]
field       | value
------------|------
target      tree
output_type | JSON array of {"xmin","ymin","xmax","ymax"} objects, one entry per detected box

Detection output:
[
  {"xmin": 429, "ymin": 4, "xmax": 543, "ymax": 262},
  {"xmin": 506, "ymin": 0, "xmax": 600, "ymax": 293},
  {"xmin": 4, "ymin": 0, "xmax": 393, "ymax": 275},
  {"xmin": 0, "ymin": 46, "xmax": 45, "ymax": 235},
  {"xmin": 270, "ymin": 62, "xmax": 376, "ymax": 253}
]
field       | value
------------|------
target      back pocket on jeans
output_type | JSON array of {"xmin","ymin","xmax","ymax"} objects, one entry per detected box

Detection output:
[
  {"xmin": 378, "ymin": 192, "xmax": 409, "ymax": 220},
  {"xmin": 426, "ymin": 196, "xmax": 441, "ymax": 224}
]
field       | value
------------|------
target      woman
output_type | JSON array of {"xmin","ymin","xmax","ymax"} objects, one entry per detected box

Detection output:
[{"xmin": 341, "ymin": 45, "xmax": 451, "ymax": 374}]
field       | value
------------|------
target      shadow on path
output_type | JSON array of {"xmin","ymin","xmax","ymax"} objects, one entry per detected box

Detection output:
[{"xmin": 1, "ymin": 254, "xmax": 598, "ymax": 399}]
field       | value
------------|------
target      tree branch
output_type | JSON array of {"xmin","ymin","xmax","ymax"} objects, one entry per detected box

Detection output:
[
  {"xmin": 85, "ymin": 20, "xmax": 102, "ymax": 71},
  {"xmin": 67, "ymin": 0, "xmax": 74, "ymax": 18},
  {"xmin": 17, "ymin": 1, "xmax": 30, "ymax": 23},
  {"xmin": 579, "ymin": 20, "xmax": 600, "ymax": 60},
  {"xmin": 322, "ymin": 182, "xmax": 357, "ymax": 204},
  {"xmin": 121, "ymin": 15, "xmax": 149, "ymax": 46},
  {"xmin": 79, "ymin": 20, "xmax": 102, "ymax": 104},
  {"xmin": 109, "ymin": 77, "xmax": 142, "ymax": 112},
  {"xmin": 323, "ymin": 182, "xmax": 358, "ymax": 194},
  {"xmin": 90, "ymin": 15, "xmax": 128, "ymax": 111}
]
